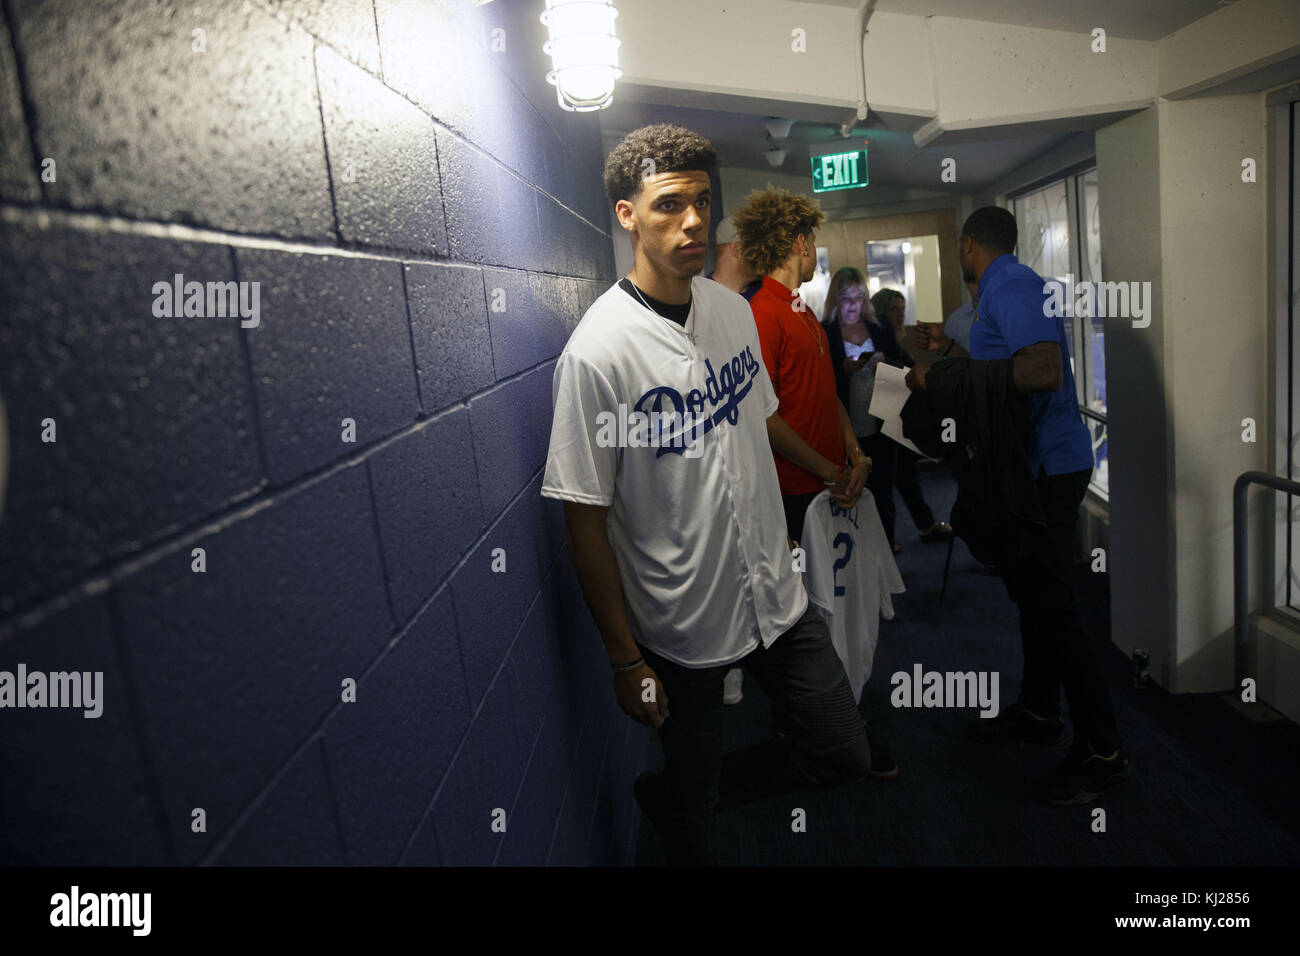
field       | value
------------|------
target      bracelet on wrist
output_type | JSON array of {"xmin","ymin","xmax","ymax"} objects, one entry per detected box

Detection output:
[{"xmin": 611, "ymin": 656, "xmax": 643, "ymax": 672}]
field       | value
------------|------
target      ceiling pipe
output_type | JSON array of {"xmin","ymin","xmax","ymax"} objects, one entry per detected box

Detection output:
[{"xmin": 848, "ymin": 0, "xmax": 877, "ymax": 133}]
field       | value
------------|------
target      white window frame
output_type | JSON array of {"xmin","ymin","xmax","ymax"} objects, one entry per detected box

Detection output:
[{"xmin": 1008, "ymin": 165, "xmax": 1109, "ymax": 500}]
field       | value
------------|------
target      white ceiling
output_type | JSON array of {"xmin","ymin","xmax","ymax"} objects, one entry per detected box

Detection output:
[
  {"xmin": 600, "ymin": 0, "xmax": 1228, "ymax": 202},
  {"xmin": 600, "ymin": 97, "xmax": 1083, "ymax": 194},
  {"xmin": 798, "ymin": 0, "xmax": 1233, "ymax": 41}
]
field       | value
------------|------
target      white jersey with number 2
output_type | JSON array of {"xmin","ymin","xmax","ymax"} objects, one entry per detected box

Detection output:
[{"xmin": 800, "ymin": 489, "xmax": 904, "ymax": 701}]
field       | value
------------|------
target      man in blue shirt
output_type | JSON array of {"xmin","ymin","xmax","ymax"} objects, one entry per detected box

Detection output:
[
  {"xmin": 943, "ymin": 279, "xmax": 979, "ymax": 353},
  {"xmin": 911, "ymin": 206, "xmax": 1129, "ymax": 805}
]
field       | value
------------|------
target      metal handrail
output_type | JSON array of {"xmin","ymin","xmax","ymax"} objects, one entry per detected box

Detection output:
[{"xmin": 1233, "ymin": 470, "xmax": 1300, "ymax": 683}]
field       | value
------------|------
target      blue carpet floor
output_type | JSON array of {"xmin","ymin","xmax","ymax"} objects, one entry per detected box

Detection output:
[{"xmin": 635, "ymin": 463, "xmax": 1300, "ymax": 866}]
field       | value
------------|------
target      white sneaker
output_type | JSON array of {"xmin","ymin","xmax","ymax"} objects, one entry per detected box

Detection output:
[{"xmin": 723, "ymin": 667, "xmax": 744, "ymax": 705}]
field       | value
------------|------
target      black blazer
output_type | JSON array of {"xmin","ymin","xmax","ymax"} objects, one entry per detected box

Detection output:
[
  {"xmin": 902, "ymin": 357, "xmax": 1044, "ymax": 567},
  {"xmin": 822, "ymin": 316, "xmax": 913, "ymax": 412}
]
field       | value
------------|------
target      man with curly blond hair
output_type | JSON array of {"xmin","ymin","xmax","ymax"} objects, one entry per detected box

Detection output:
[
  {"xmin": 734, "ymin": 187, "xmax": 899, "ymax": 778},
  {"xmin": 732, "ymin": 188, "xmax": 870, "ymax": 539},
  {"xmin": 541, "ymin": 125, "xmax": 870, "ymax": 865}
]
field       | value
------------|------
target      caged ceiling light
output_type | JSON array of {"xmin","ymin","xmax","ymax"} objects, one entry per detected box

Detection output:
[{"xmin": 540, "ymin": 0, "xmax": 623, "ymax": 112}]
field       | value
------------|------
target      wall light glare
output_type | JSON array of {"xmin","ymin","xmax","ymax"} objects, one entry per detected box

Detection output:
[{"xmin": 540, "ymin": 0, "xmax": 622, "ymax": 112}]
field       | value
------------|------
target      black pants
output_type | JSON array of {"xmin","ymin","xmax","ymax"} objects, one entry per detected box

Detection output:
[
  {"xmin": 781, "ymin": 490, "xmax": 820, "ymax": 542},
  {"xmin": 862, "ymin": 432, "xmax": 937, "ymax": 547},
  {"xmin": 638, "ymin": 604, "xmax": 870, "ymax": 866},
  {"xmin": 1002, "ymin": 468, "xmax": 1120, "ymax": 753}
]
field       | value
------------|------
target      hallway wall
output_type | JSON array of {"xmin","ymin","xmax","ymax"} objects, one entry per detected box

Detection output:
[
  {"xmin": 0, "ymin": 0, "xmax": 638, "ymax": 866},
  {"xmin": 1097, "ymin": 93, "xmax": 1272, "ymax": 695}
]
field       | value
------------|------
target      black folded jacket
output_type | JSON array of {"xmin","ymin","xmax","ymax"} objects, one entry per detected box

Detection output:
[{"xmin": 901, "ymin": 357, "xmax": 1045, "ymax": 566}]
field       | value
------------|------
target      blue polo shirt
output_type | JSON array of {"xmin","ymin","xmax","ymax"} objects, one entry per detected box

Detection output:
[{"xmin": 969, "ymin": 254, "xmax": 1093, "ymax": 477}]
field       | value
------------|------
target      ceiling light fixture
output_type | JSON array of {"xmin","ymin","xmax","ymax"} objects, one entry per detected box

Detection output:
[
  {"xmin": 765, "ymin": 118, "xmax": 795, "ymax": 141},
  {"xmin": 540, "ymin": 0, "xmax": 623, "ymax": 112}
]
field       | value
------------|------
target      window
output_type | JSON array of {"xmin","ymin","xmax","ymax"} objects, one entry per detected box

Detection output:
[
  {"xmin": 1010, "ymin": 169, "xmax": 1109, "ymax": 497},
  {"xmin": 1285, "ymin": 100, "xmax": 1298, "ymax": 612},
  {"xmin": 1011, "ymin": 180, "xmax": 1071, "ymax": 282},
  {"xmin": 864, "ymin": 236, "xmax": 944, "ymax": 322}
]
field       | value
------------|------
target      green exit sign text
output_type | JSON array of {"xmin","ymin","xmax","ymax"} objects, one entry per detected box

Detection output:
[{"xmin": 811, "ymin": 149, "xmax": 869, "ymax": 193}]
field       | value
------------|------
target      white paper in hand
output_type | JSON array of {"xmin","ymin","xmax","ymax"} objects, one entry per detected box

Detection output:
[{"xmin": 868, "ymin": 363, "xmax": 928, "ymax": 457}]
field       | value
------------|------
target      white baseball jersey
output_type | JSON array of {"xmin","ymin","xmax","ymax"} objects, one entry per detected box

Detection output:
[
  {"xmin": 541, "ymin": 275, "xmax": 808, "ymax": 667},
  {"xmin": 800, "ymin": 489, "xmax": 904, "ymax": 701}
]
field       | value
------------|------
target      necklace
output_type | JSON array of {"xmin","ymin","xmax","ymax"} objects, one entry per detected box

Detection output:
[
  {"xmin": 794, "ymin": 298, "xmax": 823, "ymax": 353},
  {"xmin": 629, "ymin": 278, "xmax": 695, "ymax": 342}
]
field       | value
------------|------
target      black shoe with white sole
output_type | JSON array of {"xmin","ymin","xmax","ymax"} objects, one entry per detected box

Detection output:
[
  {"xmin": 968, "ymin": 703, "xmax": 1069, "ymax": 746},
  {"xmin": 1033, "ymin": 740, "xmax": 1132, "ymax": 806}
]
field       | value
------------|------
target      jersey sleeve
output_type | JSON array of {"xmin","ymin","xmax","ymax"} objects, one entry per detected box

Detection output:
[
  {"xmin": 990, "ymin": 277, "xmax": 1061, "ymax": 356},
  {"xmin": 858, "ymin": 490, "xmax": 903, "ymax": 616},
  {"xmin": 878, "ymin": 546, "xmax": 905, "ymax": 619},
  {"xmin": 540, "ymin": 351, "xmax": 620, "ymax": 506},
  {"xmin": 757, "ymin": 358, "xmax": 779, "ymax": 418}
]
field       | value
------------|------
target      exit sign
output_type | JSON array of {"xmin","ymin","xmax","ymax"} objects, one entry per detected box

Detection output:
[{"xmin": 811, "ymin": 149, "xmax": 868, "ymax": 193}]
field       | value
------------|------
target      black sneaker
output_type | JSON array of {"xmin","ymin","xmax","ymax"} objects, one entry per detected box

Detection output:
[
  {"xmin": 865, "ymin": 722, "xmax": 900, "ymax": 780},
  {"xmin": 1033, "ymin": 741, "xmax": 1132, "ymax": 806},
  {"xmin": 968, "ymin": 703, "xmax": 1068, "ymax": 745}
]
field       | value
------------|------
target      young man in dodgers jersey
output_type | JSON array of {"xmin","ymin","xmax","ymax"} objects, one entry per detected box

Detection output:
[{"xmin": 542, "ymin": 125, "xmax": 870, "ymax": 865}]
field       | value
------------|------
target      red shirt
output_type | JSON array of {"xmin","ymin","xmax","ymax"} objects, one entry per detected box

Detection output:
[{"xmin": 749, "ymin": 276, "xmax": 843, "ymax": 495}]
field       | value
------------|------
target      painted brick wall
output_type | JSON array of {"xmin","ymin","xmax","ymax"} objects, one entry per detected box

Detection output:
[{"xmin": 0, "ymin": 0, "xmax": 646, "ymax": 866}]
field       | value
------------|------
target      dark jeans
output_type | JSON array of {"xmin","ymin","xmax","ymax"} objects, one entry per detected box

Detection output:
[
  {"xmin": 781, "ymin": 491, "xmax": 820, "ymax": 542},
  {"xmin": 1001, "ymin": 468, "xmax": 1121, "ymax": 753},
  {"xmin": 895, "ymin": 447, "xmax": 937, "ymax": 530},
  {"xmin": 862, "ymin": 432, "xmax": 937, "ymax": 547},
  {"xmin": 637, "ymin": 604, "xmax": 871, "ymax": 865}
]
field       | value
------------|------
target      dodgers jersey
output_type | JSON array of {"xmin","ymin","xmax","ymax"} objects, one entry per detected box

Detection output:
[
  {"xmin": 800, "ymin": 490, "xmax": 904, "ymax": 701},
  {"xmin": 541, "ymin": 275, "xmax": 808, "ymax": 668}
]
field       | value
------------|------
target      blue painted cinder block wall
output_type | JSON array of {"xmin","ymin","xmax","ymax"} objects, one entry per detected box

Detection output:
[{"xmin": 0, "ymin": 0, "xmax": 646, "ymax": 866}]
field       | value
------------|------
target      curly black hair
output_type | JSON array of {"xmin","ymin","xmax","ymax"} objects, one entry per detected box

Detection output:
[
  {"xmin": 731, "ymin": 187, "xmax": 825, "ymax": 276},
  {"xmin": 961, "ymin": 205, "xmax": 1017, "ymax": 255},
  {"xmin": 603, "ymin": 124, "xmax": 718, "ymax": 206}
]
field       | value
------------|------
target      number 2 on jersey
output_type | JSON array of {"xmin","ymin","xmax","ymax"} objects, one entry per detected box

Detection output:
[{"xmin": 832, "ymin": 532, "xmax": 854, "ymax": 596}]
